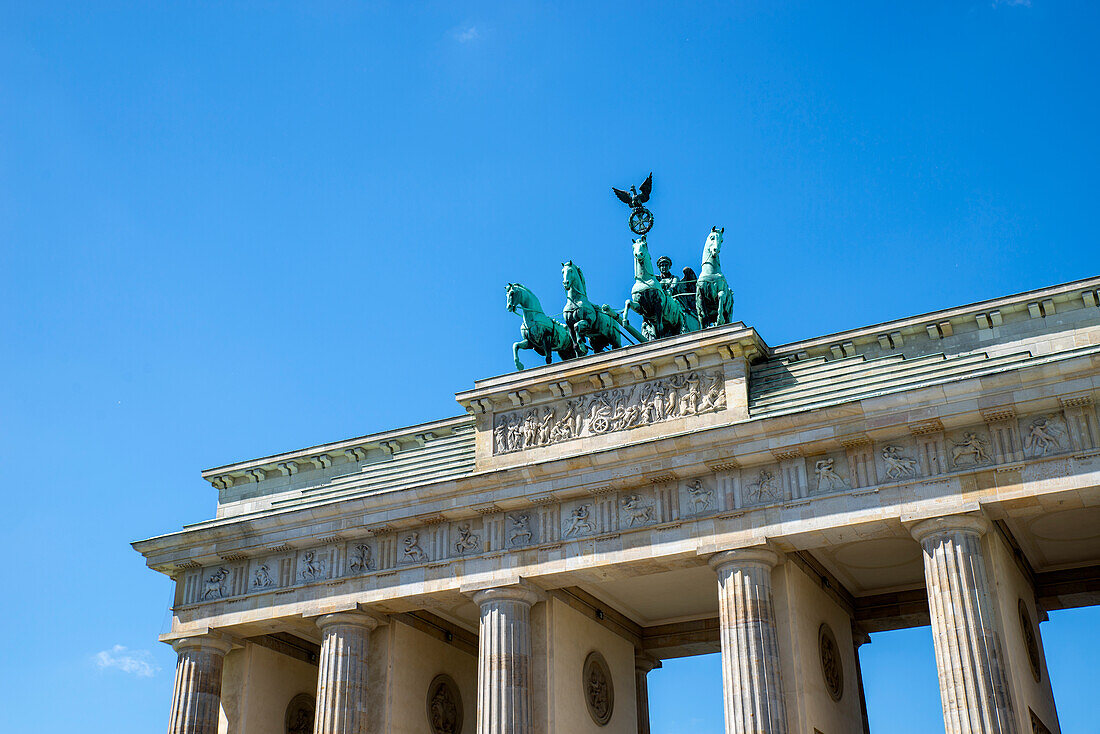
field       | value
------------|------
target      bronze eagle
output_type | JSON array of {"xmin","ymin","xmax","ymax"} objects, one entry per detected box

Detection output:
[{"xmin": 612, "ymin": 173, "xmax": 653, "ymax": 209}]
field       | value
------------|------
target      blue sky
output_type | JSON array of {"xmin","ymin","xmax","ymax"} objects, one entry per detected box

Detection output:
[{"xmin": 1, "ymin": 2, "xmax": 1098, "ymax": 732}]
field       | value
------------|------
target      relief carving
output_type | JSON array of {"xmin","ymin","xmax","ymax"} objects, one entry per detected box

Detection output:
[
  {"xmin": 508, "ymin": 514, "xmax": 532, "ymax": 546},
  {"xmin": 1024, "ymin": 417, "xmax": 1062, "ymax": 457},
  {"xmin": 818, "ymin": 623, "xmax": 843, "ymax": 702},
  {"xmin": 300, "ymin": 551, "xmax": 325, "ymax": 581},
  {"xmin": 951, "ymin": 432, "xmax": 990, "ymax": 466},
  {"xmin": 285, "ymin": 693, "xmax": 315, "ymax": 734},
  {"xmin": 453, "ymin": 524, "xmax": 481, "ymax": 554},
  {"xmin": 686, "ymin": 479, "xmax": 713, "ymax": 513},
  {"xmin": 426, "ymin": 674, "xmax": 463, "ymax": 734},
  {"xmin": 621, "ymin": 493, "xmax": 655, "ymax": 526},
  {"xmin": 202, "ymin": 567, "xmax": 229, "ymax": 599},
  {"xmin": 403, "ymin": 533, "xmax": 427, "ymax": 562},
  {"xmin": 814, "ymin": 459, "xmax": 848, "ymax": 491},
  {"xmin": 564, "ymin": 505, "xmax": 595, "ymax": 537},
  {"xmin": 252, "ymin": 563, "xmax": 274, "ymax": 589},
  {"xmin": 349, "ymin": 544, "xmax": 375, "ymax": 573},
  {"xmin": 583, "ymin": 651, "xmax": 614, "ymax": 726},
  {"xmin": 746, "ymin": 470, "xmax": 781, "ymax": 504},
  {"xmin": 881, "ymin": 445, "xmax": 918, "ymax": 480},
  {"xmin": 493, "ymin": 370, "xmax": 726, "ymax": 454}
]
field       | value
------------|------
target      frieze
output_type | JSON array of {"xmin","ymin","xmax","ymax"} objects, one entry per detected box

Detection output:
[
  {"xmin": 493, "ymin": 369, "xmax": 726, "ymax": 454},
  {"xmin": 172, "ymin": 406, "xmax": 1095, "ymax": 609}
]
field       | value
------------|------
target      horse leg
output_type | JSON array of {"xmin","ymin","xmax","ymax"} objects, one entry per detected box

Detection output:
[
  {"xmin": 574, "ymin": 319, "xmax": 591, "ymax": 356},
  {"xmin": 695, "ymin": 288, "xmax": 707, "ymax": 328},
  {"xmin": 513, "ymin": 340, "xmax": 529, "ymax": 371}
]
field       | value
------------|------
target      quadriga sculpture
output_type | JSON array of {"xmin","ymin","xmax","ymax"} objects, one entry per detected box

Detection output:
[
  {"xmin": 696, "ymin": 226, "xmax": 734, "ymax": 328},
  {"xmin": 506, "ymin": 282, "xmax": 580, "ymax": 370},
  {"xmin": 562, "ymin": 260, "xmax": 629, "ymax": 357},
  {"xmin": 622, "ymin": 235, "xmax": 700, "ymax": 340}
]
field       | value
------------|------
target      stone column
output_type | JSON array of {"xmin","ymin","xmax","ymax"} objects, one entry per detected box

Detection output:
[
  {"xmin": 634, "ymin": 653, "xmax": 661, "ymax": 734},
  {"xmin": 167, "ymin": 635, "xmax": 234, "ymax": 734},
  {"xmin": 911, "ymin": 515, "xmax": 1017, "ymax": 734},
  {"xmin": 313, "ymin": 611, "xmax": 380, "ymax": 734},
  {"xmin": 473, "ymin": 586, "xmax": 539, "ymax": 734},
  {"xmin": 709, "ymin": 548, "xmax": 788, "ymax": 734}
]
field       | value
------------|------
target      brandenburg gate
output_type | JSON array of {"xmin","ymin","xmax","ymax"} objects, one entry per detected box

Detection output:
[{"xmin": 134, "ymin": 275, "xmax": 1100, "ymax": 734}]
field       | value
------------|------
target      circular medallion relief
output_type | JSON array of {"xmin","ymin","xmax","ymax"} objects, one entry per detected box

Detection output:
[
  {"xmin": 1018, "ymin": 599, "xmax": 1042, "ymax": 683},
  {"xmin": 583, "ymin": 650, "xmax": 614, "ymax": 726},
  {"xmin": 284, "ymin": 692, "xmax": 315, "ymax": 734},
  {"xmin": 818, "ymin": 623, "xmax": 844, "ymax": 702},
  {"xmin": 427, "ymin": 674, "xmax": 463, "ymax": 734}
]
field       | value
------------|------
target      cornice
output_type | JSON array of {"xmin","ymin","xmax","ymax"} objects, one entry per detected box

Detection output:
[
  {"xmin": 132, "ymin": 346, "xmax": 1099, "ymax": 571},
  {"xmin": 772, "ymin": 275, "xmax": 1100, "ymax": 361},
  {"xmin": 455, "ymin": 321, "xmax": 767, "ymax": 414},
  {"xmin": 200, "ymin": 414, "xmax": 472, "ymax": 490}
]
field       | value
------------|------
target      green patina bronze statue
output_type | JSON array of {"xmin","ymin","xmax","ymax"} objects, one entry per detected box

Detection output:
[
  {"xmin": 503, "ymin": 174, "xmax": 735, "ymax": 370},
  {"xmin": 562, "ymin": 260, "xmax": 624, "ymax": 356},
  {"xmin": 506, "ymin": 283, "xmax": 580, "ymax": 371},
  {"xmin": 622, "ymin": 235, "xmax": 701, "ymax": 339},
  {"xmin": 696, "ymin": 226, "xmax": 734, "ymax": 328}
]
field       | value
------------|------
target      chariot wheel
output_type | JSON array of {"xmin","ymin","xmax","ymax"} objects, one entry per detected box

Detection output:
[
  {"xmin": 629, "ymin": 207, "xmax": 654, "ymax": 235},
  {"xmin": 590, "ymin": 415, "xmax": 611, "ymax": 434}
]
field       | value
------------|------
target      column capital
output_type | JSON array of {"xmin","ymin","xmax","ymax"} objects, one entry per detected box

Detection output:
[
  {"xmin": 910, "ymin": 514, "xmax": 990, "ymax": 544},
  {"xmin": 708, "ymin": 546, "xmax": 782, "ymax": 573},
  {"xmin": 315, "ymin": 610, "xmax": 381, "ymax": 633},
  {"xmin": 170, "ymin": 634, "xmax": 234, "ymax": 657},
  {"xmin": 635, "ymin": 652, "xmax": 662, "ymax": 675},
  {"xmin": 472, "ymin": 584, "xmax": 540, "ymax": 607}
]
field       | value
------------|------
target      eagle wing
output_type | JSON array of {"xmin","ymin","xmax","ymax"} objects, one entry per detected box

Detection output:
[
  {"xmin": 637, "ymin": 173, "xmax": 653, "ymax": 203},
  {"xmin": 612, "ymin": 187, "xmax": 634, "ymax": 206}
]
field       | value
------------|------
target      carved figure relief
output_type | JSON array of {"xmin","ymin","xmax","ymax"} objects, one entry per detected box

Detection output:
[
  {"xmin": 1024, "ymin": 417, "xmax": 1062, "ymax": 457},
  {"xmin": 746, "ymin": 470, "xmax": 781, "ymax": 504},
  {"xmin": 349, "ymin": 544, "xmax": 374, "ymax": 573},
  {"xmin": 453, "ymin": 524, "xmax": 481, "ymax": 554},
  {"xmin": 881, "ymin": 445, "xmax": 918, "ymax": 480},
  {"xmin": 252, "ymin": 563, "xmax": 274, "ymax": 588},
  {"xmin": 564, "ymin": 505, "xmax": 595, "ymax": 537},
  {"xmin": 493, "ymin": 370, "xmax": 726, "ymax": 454},
  {"xmin": 509, "ymin": 514, "xmax": 532, "ymax": 546},
  {"xmin": 814, "ymin": 459, "xmax": 848, "ymax": 491},
  {"xmin": 403, "ymin": 533, "xmax": 427, "ymax": 562},
  {"xmin": 300, "ymin": 551, "xmax": 325, "ymax": 581},
  {"xmin": 951, "ymin": 432, "xmax": 990, "ymax": 466},
  {"xmin": 1019, "ymin": 599, "xmax": 1042, "ymax": 683},
  {"xmin": 686, "ymin": 479, "xmax": 713, "ymax": 513},
  {"xmin": 202, "ymin": 567, "xmax": 229, "ymax": 599},
  {"xmin": 583, "ymin": 651, "xmax": 614, "ymax": 726},
  {"xmin": 426, "ymin": 674, "xmax": 463, "ymax": 734},
  {"xmin": 285, "ymin": 693, "xmax": 315, "ymax": 734},
  {"xmin": 621, "ymin": 494, "xmax": 655, "ymax": 526},
  {"xmin": 818, "ymin": 623, "xmax": 844, "ymax": 702}
]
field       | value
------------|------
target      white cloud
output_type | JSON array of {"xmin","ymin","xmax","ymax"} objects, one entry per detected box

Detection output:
[
  {"xmin": 94, "ymin": 645, "xmax": 160, "ymax": 677},
  {"xmin": 453, "ymin": 24, "xmax": 481, "ymax": 43}
]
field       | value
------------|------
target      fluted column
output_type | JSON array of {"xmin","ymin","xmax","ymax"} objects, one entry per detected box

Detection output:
[
  {"xmin": 912, "ymin": 515, "xmax": 1017, "ymax": 734},
  {"xmin": 167, "ymin": 635, "xmax": 234, "ymax": 734},
  {"xmin": 635, "ymin": 653, "xmax": 661, "ymax": 734},
  {"xmin": 313, "ymin": 611, "xmax": 380, "ymax": 734},
  {"xmin": 709, "ymin": 548, "xmax": 788, "ymax": 734},
  {"xmin": 473, "ymin": 586, "xmax": 539, "ymax": 734}
]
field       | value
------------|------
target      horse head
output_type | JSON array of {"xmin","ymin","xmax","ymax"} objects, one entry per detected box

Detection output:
[
  {"xmin": 506, "ymin": 282, "xmax": 540, "ymax": 315},
  {"xmin": 562, "ymin": 261, "xmax": 586, "ymax": 295},
  {"xmin": 703, "ymin": 226, "xmax": 724, "ymax": 266},
  {"xmin": 632, "ymin": 236, "xmax": 654, "ymax": 282}
]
